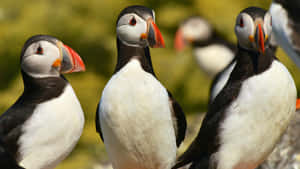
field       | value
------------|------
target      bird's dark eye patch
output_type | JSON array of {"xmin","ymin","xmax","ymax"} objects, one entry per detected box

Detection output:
[
  {"xmin": 239, "ymin": 18, "xmax": 244, "ymax": 27},
  {"xmin": 36, "ymin": 46, "xmax": 43, "ymax": 54},
  {"xmin": 129, "ymin": 17, "xmax": 136, "ymax": 26}
]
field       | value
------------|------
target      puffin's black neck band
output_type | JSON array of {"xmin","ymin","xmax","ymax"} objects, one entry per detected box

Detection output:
[
  {"xmin": 232, "ymin": 45, "xmax": 274, "ymax": 78},
  {"xmin": 115, "ymin": 38, "xmax": 156, "ymax": 77},
  {"xmin": 21, "ymin": 71, "xmax": 67, "ymax": 103}
]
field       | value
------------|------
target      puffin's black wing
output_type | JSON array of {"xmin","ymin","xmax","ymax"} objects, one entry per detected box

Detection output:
[
  {"xmin": 95, "ymin": 102, "xmax": 104, "ymax": 142},
  {"xmin": 208, "ymin": 58, "xmax": 237, "ymax": 105},
  {"xmin": 0, "ymin": 105, "xmax": 27, "ymax": 169},
  {"xmin": 167, "ymin": 91, "xmax": 187, "ymax": 147},
  {"xmin": 0, "ymin": 102, "xmax": 36, "ymax": 160},
  {"xmin": 0, "ymin": 139, "xmax": 24, "ymax": 169},
  {"xmin": 173, "ymin": 76, "xmax": 242, "ymax": 169},
  {"xmin": 172, "ymin": 107, "xmax": 224, "ymax": 169}
]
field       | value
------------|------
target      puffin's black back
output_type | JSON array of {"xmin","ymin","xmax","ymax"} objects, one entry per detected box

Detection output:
[
  {"xmin": 0, "ymin": 139, "xmax": 24, "ymax": 169},
  {"xmin": 0, "ymin": 71, "xmax": 67, "ymax": 159},
  {"xmin": 208, "ymin": 58, "xmax": 237, "ymax": 105}
]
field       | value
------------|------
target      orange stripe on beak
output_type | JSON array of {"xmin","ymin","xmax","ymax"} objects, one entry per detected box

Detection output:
[{"xmin": 258, "ymin": 23, "xmax": 265, "ymax": 54}]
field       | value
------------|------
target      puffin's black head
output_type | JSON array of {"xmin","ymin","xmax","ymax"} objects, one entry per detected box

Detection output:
[
  {"xmin": 235, "ymin": 7, "xmax": 272, "ymax": 54},
  {"xmin": 174, "ymin": 16, "xmax": 212, "ymax": 51},
  {"xmin": 21, "ymin": 35, "xmax": 85, "ymax": 78},
  {"xmin": 116, "ymin": 5, "xmax": 165, "ymax": 48}
]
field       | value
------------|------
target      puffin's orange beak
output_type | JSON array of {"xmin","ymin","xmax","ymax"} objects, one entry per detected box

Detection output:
[
  {"xmin": 174, "ymin": 28, "xmax": 186, "ymax": 51},
  {"xmin": 59, "ymin": 43, "xmax": 86, "ymax": 73},
  {"xmin": 141, "ymin": 18, "xmax": 165, "ymax": 48},
  {"xmin": 255, "ymin": 23, "xmax": 265, "ymax": 54}
]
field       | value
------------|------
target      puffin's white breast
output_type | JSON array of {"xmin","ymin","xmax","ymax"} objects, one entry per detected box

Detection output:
[
  {"xmin": 194, "ymin": 44, "xmax": 234, "ymax": 77},
  {"xmin": 215, "ymin": 60, "xmax": 297, "ymax": 169},
  {"xmin": 19, "ymin": 84, "xmax": 85, "ymax": 169},
  {"xmin": 99, "ymin": 59, "xmax": 177, "ymax": 169}
]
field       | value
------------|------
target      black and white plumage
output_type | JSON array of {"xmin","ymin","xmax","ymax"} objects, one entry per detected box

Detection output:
[
  {"xmin": 174, "ymin": 16, "xmax": 236, "ymax": 77},
  {"xmin": 209, "ymin": 34, "xmax": 278, "ymax": 105},
  {"xmin": 173, "ymin": 7, "xmax": 297, "ymax": 169},
  {"xmin": 174, "ymin": 17, "xmax": 278, "ymax": 104},
  {"xmin": 95, "ymin": 5, "xmax": 186, "ymax": 169},
  {"xmin": 0, "ymin": 35, "xmax": 86, "ymax": 169},
  {"xmin": 269, "ymin": 0, "xmax": 300, "ymax": 68}
]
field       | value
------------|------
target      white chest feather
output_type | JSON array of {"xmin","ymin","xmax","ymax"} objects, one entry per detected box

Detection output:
[
  {"xmin": 211, "ymin": 62, "xmax": 236, "ymax": 101},
  {"xmin": 270, "ymin": 3, "xmax": 300, "ymax": 67},
  {"xmin": 19, "ymin": 85, "xmax": 85, "ymax": 169},
  {"xmin": 215, "ymin": 61, "xmax": 297, "ymax": 169},
  {"xmin": 194, "ymin": 44, "xmax": 234, "ymax": 77},
  {"xmin": 99, "ymin": 59, "xmax": 177, "ymax": 169}
]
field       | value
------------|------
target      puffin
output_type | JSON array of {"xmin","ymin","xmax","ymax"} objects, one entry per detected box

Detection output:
[
  {"xmin": 174, "ymin": 16, "xmax": 236, "ymax": 77},
  {"xmin": 95, "ymin": 5, "xmax": 187, "ymax": 169},
  {"xmin": 269, "ymin": 0, "xmax": 300, "ymax": 68},
  {"xmin": 173, "ymin": 16, "xmax": 282, "ymax": 105},
  {"xmin": 173, "ymin": 7, "xmax": 297, "ymax": 169},
  {"xmin": 0, "ymin": 35, "xmax": 86, "ymax": 169}
]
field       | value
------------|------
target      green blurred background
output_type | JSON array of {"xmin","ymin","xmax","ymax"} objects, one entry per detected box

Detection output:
[{"xmin": 0, "ymin": 0, "xmax": 299, "ymax": 168}]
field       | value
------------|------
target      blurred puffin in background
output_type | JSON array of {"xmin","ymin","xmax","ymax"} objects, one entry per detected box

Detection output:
[
  {"xmin": 96, "ymin": 5, "xmax": 186, "ymax": 169},
  {"xmin": 174, "ymin": 16, "xmax": 236, "ymax": 77},
  {"xmin": 173, "ymin": 7, "xmax": 297, "ymax": 169},
  {"xmin": 0, "ymin": 35, "xmax": 85, "ymax": 169},
  {"xmin": 174, "ymin": 16, "xmax": 236, "ymax": 105}
]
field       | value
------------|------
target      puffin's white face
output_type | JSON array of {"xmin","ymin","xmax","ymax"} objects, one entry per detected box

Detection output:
[
  {"xmin": 116, "ymin": 10, "xmax": 164, "ymax": 48},
  {"xmin": 235, "ymin": 11, "xmax": 272, "ymax": 53},
  {"xmin": 117, "ymin": 13, "xmax": 148, "ymax": 47},
  {"xmin": 174, "ymin": 17, "xmax": 213, "ymax": 51},
  {"xmin": 21, "ymin": 35, "xmax": 86, "ymax": 79},
  {"xmin": 21, "ymin": 41, "xmax": 62, "ymax": 78}
]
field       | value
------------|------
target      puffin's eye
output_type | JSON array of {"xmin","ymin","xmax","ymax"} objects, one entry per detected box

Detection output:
[
  {"xmin": 239, "ymin": 18, "xmax": 244, "ymax": 27},
  {"xmin": 129, "ymin": 17, "xmax": 136, "ymax": 26},
  {"xmin": 36, "ymin": 46, "xmax": 43, "ymax": 55}
]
